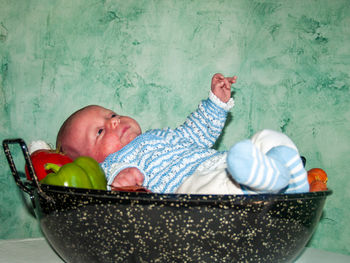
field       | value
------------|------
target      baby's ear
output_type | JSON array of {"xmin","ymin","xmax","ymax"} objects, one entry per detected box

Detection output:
[{"xmin": 28, "ymin": 140, "xmax": 52, "ymax": 154}]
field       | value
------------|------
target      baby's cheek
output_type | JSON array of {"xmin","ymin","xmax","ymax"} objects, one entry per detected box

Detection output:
[
  {"xmin": 94, "ymin": 141, "xmax": 122, "ymax": 162},
  {"xmin": 123, "ymin": 134, "xmax": 136, "ymax": 146},
  {"xmin": 108, "ymin": 134, "xmax": 123, "ymax": 149}
]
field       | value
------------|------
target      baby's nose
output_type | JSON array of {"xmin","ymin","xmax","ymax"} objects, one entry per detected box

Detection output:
[{"xmin": 109, "ymin": 117, "xmax": 120, "ymax": 128}]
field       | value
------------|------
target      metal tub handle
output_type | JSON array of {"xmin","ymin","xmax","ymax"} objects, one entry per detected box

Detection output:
[{"xmin": 2, "ymin": 138, "xmax": 53, "ymax": 203}]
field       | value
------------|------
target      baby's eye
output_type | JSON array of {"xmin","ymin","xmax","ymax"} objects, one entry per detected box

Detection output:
[
  {"xmin": 111, "ymin": 113, "xmax": 117, "ymax": 118},
  {"xmin": 97, "ymin": 128, "xmax": 104, "ymax": 136}
]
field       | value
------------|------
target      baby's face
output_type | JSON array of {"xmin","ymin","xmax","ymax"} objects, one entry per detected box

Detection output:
[{"xmin": 62, "ymin": 105, "xmax": 141, "ymax": 162}]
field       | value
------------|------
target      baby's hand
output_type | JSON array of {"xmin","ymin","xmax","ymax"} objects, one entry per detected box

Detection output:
[
  {"xmin": 211, "ymin": 73, "xmax": 237, "ymax": 103},
  {"xmin": 111, "ymin": 167, "xmax": 144, "ymax": 188}
]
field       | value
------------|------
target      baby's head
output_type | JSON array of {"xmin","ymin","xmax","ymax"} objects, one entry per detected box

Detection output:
[{"xmin": 57, "ymin": 105, "xmax": 141, "ymax": 163}]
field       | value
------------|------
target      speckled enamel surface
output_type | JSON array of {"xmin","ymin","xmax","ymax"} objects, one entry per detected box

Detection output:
[{"xmin": 35, "ymin": 185, "xmax": 330, "ymax": 263}]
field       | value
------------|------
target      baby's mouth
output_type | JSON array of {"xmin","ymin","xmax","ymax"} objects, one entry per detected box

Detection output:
[{"xmin": 119, "ymin": 125, "xmax": 130, "ymax": 139}]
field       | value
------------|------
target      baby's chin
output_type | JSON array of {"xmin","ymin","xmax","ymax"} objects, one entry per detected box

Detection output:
[
  {"xmin": 97, "ymin": 134, "xmax": 140, "ymax": 162},
  {"xmin": 122, "ymin": 132, "xmax": 139, "ymax": 146}
]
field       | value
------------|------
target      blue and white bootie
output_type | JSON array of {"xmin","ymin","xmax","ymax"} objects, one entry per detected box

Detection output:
[
  {"xmin": 266, "ymin": 146, "xmax": 309, "ymax": 193},
  {"xmin": 227, "ymin": 140, "xmax": 290, "ymax": 193}
]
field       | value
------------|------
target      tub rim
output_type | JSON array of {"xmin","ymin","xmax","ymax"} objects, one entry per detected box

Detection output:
[{"xmin": 34, "ymin": 182, "xmax": 332, "ymax": 204}]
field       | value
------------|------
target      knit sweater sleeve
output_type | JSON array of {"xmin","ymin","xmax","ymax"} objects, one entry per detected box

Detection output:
[{"xmin": 173, "ymin": 91, "xmax": 234, "ymax": 148}]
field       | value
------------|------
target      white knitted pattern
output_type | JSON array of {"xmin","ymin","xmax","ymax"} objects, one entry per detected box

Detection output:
[{"xmin": 101, "ymin": 97, "xmax": 232, "ymax": 193}]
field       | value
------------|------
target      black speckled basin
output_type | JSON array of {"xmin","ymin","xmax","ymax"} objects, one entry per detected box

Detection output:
[{"xmin": 3, "ymin": 139, "xmax": 332, "ymax": 263}]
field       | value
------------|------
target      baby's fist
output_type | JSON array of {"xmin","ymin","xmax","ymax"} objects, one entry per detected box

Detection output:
[
  {"xmin": 111, "ymin": 167, "xmax": 144, "ymax": 188},
  {"xmin": 211, "ymin": 73, "xmax": 237, "ymax": 103}
]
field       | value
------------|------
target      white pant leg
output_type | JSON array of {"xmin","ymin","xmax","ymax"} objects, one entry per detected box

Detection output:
[
  {"xmin": 251, "ymin": 129, "xmax": 299, "ymax": 154},
  {"xmin": 176, "ymin": 154, "xmax": 244, "ymax": 195},
  {"xmin": 176, "ymin": 129, "xmax": 299, "ymax": 195},
  {"xmin": 176, "ymin": 160, "xmax": 244, "ymax": 195}
]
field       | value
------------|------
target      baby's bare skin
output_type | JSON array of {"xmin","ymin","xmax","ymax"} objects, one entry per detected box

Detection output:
[
  {"xmin": 211, "ymin": 73, "xmax": 237, "ymax": 103},
  {"xmin": 57, "ymin": 74, "xmax": 237, "ymax": 189},
  {"xmin": 111, "ymin": 74, "xmax": 237, "ymax": 188}
]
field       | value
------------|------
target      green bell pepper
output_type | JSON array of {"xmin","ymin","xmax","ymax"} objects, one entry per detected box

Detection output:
[{"xmin": 41, "ymin": 156, "xmax": 107, "ymax": 190}]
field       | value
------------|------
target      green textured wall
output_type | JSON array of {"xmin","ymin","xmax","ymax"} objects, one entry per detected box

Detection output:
[{"xmin": 1, "ymin": 0, "xmax": 349, "ymax": 255}]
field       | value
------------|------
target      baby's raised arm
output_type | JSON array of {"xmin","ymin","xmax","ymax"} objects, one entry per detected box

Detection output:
[
  {"xmin": 169, "ymin": 73, "xmax": 237, "ymax": 149},
  {"xmin": 211, "ymin": 73, "xmax": 237, "ymax": 103}
]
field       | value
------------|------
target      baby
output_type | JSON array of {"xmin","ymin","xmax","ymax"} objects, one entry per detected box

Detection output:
[{"xmin": 56, "ymin": 74, "xmax": 309, "ymax": 194}]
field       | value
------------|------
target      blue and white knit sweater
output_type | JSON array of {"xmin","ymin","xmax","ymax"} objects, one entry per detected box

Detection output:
[{"xmin": 101, "ymin": 92, "xmax": 234, "ymax": 193}]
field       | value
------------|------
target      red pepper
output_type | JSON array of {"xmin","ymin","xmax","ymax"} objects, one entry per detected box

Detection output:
[{"xmin": 25, "ymin": 149, "xmax": 72, "ymax": 181}]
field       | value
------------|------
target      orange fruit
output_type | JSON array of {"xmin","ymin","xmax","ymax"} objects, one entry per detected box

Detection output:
[
  {"xmin": 307, "ymin": 168, "xmax": 328, "ymax": 185},
  {"xmin": 310, "ymin": 180, "xmax": 327, "ymax": 192}
]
